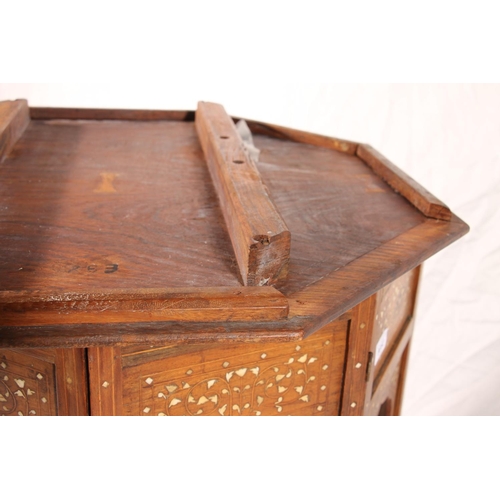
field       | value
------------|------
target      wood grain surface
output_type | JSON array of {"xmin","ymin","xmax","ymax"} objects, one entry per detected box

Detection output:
[
  {"xmin": 0, "ymin": 99, "xmax": 30, "ymax": 163},
  {"xmin": 0, "ymin": 286, "xmax": 288, "ymax": 326},
  {"xmin": 357, "ymin": 144, "xmax": 452, "ymax": 221},
  {"xmin": 196, "ymin": 102, "xmax": 290, "ymax": 286}
]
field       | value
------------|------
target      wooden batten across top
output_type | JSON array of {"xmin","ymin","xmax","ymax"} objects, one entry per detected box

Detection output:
[{"xmin": 195, "ymin": 102, "xmax": 291, "ymax": 286}]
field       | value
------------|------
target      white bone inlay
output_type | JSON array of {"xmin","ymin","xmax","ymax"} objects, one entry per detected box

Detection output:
[
  {"xmin": 321, "ymin": 385, "xmax": 327, "ymax": 391},
  {"xmin": 278, "ymin": 386, "xmax": 287, "ymax": 393},
  {"xmin": 222, "ymin": 361, "xmax": 230, "ymax": 368},
  {"xmin": 166, "ymin": 384, "xmax": 178, "ymax": 393},
  {"xmin": 307, "ymin": 376, "xmax": 316, "ymax": 382},
  {"xmin": 233, "ymin": 387, "xmax": 240, "ymax": 392},
  {"xmin": 226, "ymin": 371, "xmax": 234, "ymax": 382},
  {"xmin": 196, "ymin": 409, "xmax": 203, "ymax": 415},
  {"xmin": 158, "ymin": 392, "xmax": 166, "ymax": 399},
  {"xmin": 255, "ymin": 411, "xmax": 262, "ymax": 416},
  {"xmin": 276, "ymin": 406, "xmax": 282, "ymax": 413},
  {"xmin": 222, "ymin": 389, "xmax": 229, "ymax": 395},
  {"xmin": 41, "ymin": 397, "xmax": 47, "ymax": 403},
  {"xmin": 277, "ymin": 397, "xmax": 283, "ymax": 403},
  {"xmin": 0, "ymin": 362, "xmax": 6, "ymax": 369},
  {"xmin": 235, "ymin": 368, "xmax": 247, "ymax": 377},
  {"xmin": 18, "ymin": 411, "xmax": 24, "ymax": 416},
  {"xmin": 243, "ymin": 403, "xmax": 250, "ymax": 409},
  {"xmin": 143, "ymin": 407, "xmax": 151, "ymax": 414},
  {"xmin": 285, "ymin": 358, "xmax": 294, "ymax": 364},
  {"xmin": 14, "ymin": 390, "xmax": 25, "ymax": 398},
  {"xmin": 15, "ymin": 379, "xmax": 25, "ymax": 388},
  {"xmin": 299, "ymin": 395, "xmax": 309, "ymax": 402},
  {"xmin": 273, "ymin": 367, "xmax": 279, "ymax": 373},
  {"xmin": 219, "ymin": 404, "xmax": 227, "ymax": 415},
  {"xmin": 188, "ymin": 395, "xmax": 196, "ymax": 403},
  {"xmin": 298, "ymin": 354, "xmax": 307, "ymax": 363},
  {"xmin": 182, "ymin": 382, "xmax": 190, "ymax": 389},
  {"xmin": 233, "ymin": 404, "xmax": 241, "ymax": 413},
  {"xmin": 186, "ymin": 369, "xmax": 193, "ymax": 375},
  {"xmin": 36, "ymin": 373, "xmax": 43, "ymax": 380},
  {"xmin": 325, "ymin": 340, "xmax": 330, "ymax": 345},
  {"xmin": 102, "ymin": 381, "xmax": 110, "ymax": 388},
  {"xmin": 261, "ymin": 353, "xmax": 267, "ymax": 359},
  {"xmin": 198, "ymin": 396, "xmax": 209, "ymax": 405},
  {"xmin": 317, "ymin": 406, "xmax": 323, "ymax": 411},
  {"xmin": 276, "ymin": 374, "xmax": 285, "ymax": 382},
  {"xmin": 322, "ymin": 365, "xmax": 329, "ymax": 370},
  {"xmin": 250, "ymin": 367, "xmax": 260, "ymax": 376},
  {"xmin": 244, "ymin": 385, "xmax": 250, "ymax": 390},
  {"xmin": 297, "ymin": 369, "xmax": 305, "ymax": 375},
  {"xmin": 145, "ymin": 377, "xmax": 153, "ymax": 385},
  {"xmin": 27, "ymin": 389, "xmax": 35, "ymax": 396},
  {"xmin": 169, "ymin": 398, "xmax": 182, "ymax": 407},
  {"xmin": 158, "ymin": 413, "xmax": 166, "ymax": 416},
  {"xmin": 29, "ymin": 410, "xmax": 36, "ymax": 415},
  {"xmin": 295, "ymin": 346, "xmax": 301, "ymax": 351},
  {"xmin": 209, "ymin": 395, "xmax": 218, "ymax": 404},
  {"xmin": 207, "ymin": 379, "xmax": 216, "ymax": 389},
  {"xmin": 295, "ymin": 386, "xmax": 303, "ymax": 394},
  {"xmin": 257, "ymin": 396, "xmax": 264, "ymax": 406},
  {"xmin": 3, "ymin": 376, "xmax": 7, "ymax": 381},
  {"xmin": 308, "ymin": 357, "xmax": 318, "ymax": 364}
]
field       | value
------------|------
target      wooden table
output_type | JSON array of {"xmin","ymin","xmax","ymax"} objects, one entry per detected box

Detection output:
[{"xmin": 0, "ymin": 100, "xmax": 468, "ymax": 416}]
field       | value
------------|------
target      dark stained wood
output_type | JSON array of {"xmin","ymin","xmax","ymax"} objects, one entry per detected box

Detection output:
[
  {"xmin": 0, "ymin": 286, "xmax": 289, "ymax": 326},
  {"xmin": 0, "ymin": 99, "xmax": 30, "ymax": 163},
  {"xmin": 357, "ymin": 144, "xmax": 452, "ymax": 221},
  {"xmin": 242, "ymin": 117, "xmax": 359, "ymax": 155},
  {"xmin": 196, "ymin": 102, "xmax": 291, "ymax": 286},
  {"xmin": 30, "ymin": 107, "xmax": 194, "ymax": 122}
]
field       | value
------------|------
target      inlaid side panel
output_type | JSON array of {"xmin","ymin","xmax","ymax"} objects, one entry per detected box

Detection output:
[
  {"xmin": 371, "ymin": 267, "xmax": 419, "ymax": 379},
  {"xmin": 0, "ymin": 349, "xmax": 57, "ymax": 416},
  {"xmin": 0, "ymin": 348, "xmax": 89, "ymax": 416},
  {"xmin": 119, "ymin": 320, "xmax": 349, "ymax": 416}
]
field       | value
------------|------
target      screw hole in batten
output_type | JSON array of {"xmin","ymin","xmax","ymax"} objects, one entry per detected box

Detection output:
[
  {"xmin": 233, "ymin": 160, "xmax": 244, "ymax": 164},
  {"xmin": 220, "ymin": 136, "xmax": 229, "ymax": 139}
]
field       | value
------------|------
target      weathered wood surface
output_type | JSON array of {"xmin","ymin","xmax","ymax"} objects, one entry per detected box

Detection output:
[
  {"xmin": 196, "ymin": 102, "xmax": 291, "ymax": 286},
  {"xmin": 30, "ymin": 107, "xmax": 194, "ymax": 121},
  {"xmin": 0, "ymin": 99, "xmax": 30, "ymax": 162},
  {"xmin": 0, "ymin": 107, "xmax": 469, "ymax": 347},
  {"xmin": 357, "ymin": 144, "xmax": 452, "ymax": 221},
  {"xmin": 0, "ymin": 286, "xmax": 288, "ymax": 326}
]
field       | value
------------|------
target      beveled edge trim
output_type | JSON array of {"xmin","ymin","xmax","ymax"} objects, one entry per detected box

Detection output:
[{"xmin": 0, "ymin": 286, "xmax": 289, "ymax": 327}]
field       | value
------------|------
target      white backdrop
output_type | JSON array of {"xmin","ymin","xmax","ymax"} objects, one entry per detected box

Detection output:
[{"xmin": 1, "ymin": 83, "xmax": 498, "ymax": 415}]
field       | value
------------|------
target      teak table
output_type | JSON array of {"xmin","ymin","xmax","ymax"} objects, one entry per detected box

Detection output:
[{"xmin": 0, "ymin": 100, "xmax": 468, "ymax": 416}]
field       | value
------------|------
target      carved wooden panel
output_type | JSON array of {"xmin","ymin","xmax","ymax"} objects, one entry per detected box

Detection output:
[
  {"xmin": 0, "ymin": 348, "xmax": 89, "ymax": 416},
  {"xmin": 118, "ymin": 320, "xmax": 349, "ymax": 416},
  {"xmin": 371, "ymin": 267, "xmax": 419, "ymax": 378}
]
